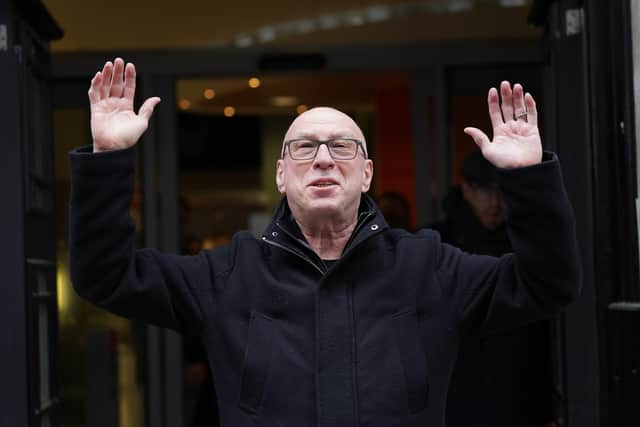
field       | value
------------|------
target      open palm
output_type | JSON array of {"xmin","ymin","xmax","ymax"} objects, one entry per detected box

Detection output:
[
  {"xmin": 89, "ymin": 58, "xmax": 160, "ymax": 152},
  {"xmin": 465, "ymin": 81, "xmax": 543, "ymax": 169}
]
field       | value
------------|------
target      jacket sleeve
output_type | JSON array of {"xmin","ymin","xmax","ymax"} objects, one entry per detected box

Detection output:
[
  {"xmin": 435, "ymin": 151, "xmax": 581, "ymax": 338},
  {"xmin": 68, "ymin": 145, "xmax": 221, "ymax": 335}
]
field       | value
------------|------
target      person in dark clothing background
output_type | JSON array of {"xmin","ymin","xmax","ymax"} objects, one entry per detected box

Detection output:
[
  {"xmin": 68, "ymin": 57, "xmax": 579, "ymax": 427},
  {"xmin": 434, "ymin": 150, "xmax": 553, "ymax": 427}
]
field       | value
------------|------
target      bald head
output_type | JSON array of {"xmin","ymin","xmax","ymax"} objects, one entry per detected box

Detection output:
[
  {"xmin": 282, "ymin": 107, "xmax": 368, "ymax": 157},
  {"xmin": 275, "ymin": 105, "xmax": 374, "ymax": 232}
]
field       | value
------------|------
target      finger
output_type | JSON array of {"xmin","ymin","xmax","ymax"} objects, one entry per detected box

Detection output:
[
  {"xmin": 109, "ymin": 57, "xmax": 125, "ymax": 98},
  {"xmin": 123, "ymin": 62, "xmax": 137, "ymax": 108},
  {"xmin": 513, "ymin": 83, "xmax": 527, "ymax": 122},
  {"xmin": 464, "ymin": 127, "xmax": 491, "ymax": 151},
  {"xmin": 500, "ymin": 81, "xmax": 515, "ymax": 121},
  {"xmin": 487, "ymin": 87, "xmax": 504, "ymax": 128},
  {"xmin": 525, "ymin": 92, "xmax": 538, "ymax": 127},
  {"xmin": 138, "ymin": 97, "xmax": 161, "ymax": 121},
  {"xmin": 88, "ymin": 71, "xmax": 102, "ymax": 104},
  {"xmin": 100, "ymin": 61, "xmax": 113, "ymax": 99}
]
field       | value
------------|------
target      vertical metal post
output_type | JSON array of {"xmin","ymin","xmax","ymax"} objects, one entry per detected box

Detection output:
[
  {"xmin": 411, "ymin": 68, "xmax": 434, "ymax": 226},
  {"xmin": 544, "ymin": 3, "xmax": 600, "ymax": 427},
  {"xmin": 433, "ymin": 66, "xmax": 450, "ymax": 221},
  {"xmin": 0, "ymin": 4, "xmax": 29, "ymax": 425},
  {"xmin": 140, "ymin": 73, "xmax": 182, "ymax": 427},
  {"xmin": 141, "ymin": 75, "xmax": 164, "ymax": 427},
  {"xmin": 631, "ymin": 0, "xmax": 640, "ymax": 269},
  {"xmin": 155, "ymin": 75, "xmax": 183, "ymax": 427}
]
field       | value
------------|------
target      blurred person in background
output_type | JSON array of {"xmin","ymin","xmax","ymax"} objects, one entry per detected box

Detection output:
[{"xmin": 432, "ymin": 151, "xmax": 553, "ymax": 427}]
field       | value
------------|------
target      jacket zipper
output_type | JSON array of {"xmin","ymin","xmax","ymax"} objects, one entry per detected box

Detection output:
[
  {"xmin": 264, "ymin": 211, "xmax": 380, "ymax": 426},
  {"xmin": 261, "ymin": 236, "xmax": 325, "ymax": 276}
]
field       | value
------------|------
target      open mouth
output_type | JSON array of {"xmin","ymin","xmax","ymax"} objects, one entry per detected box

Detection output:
[{"xmin": 309, "ymin": 179, "xmax": 338, "ymax": 187}]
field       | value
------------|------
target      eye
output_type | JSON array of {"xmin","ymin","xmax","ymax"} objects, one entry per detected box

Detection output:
[{"xmin": 294, "ymin": 140, "xmax": 315, "ymax": 149}]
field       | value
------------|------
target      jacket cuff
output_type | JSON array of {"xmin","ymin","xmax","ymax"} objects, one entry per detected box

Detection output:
[
  {"xmin": 497, "ymin": 151, "xmax": 560, "ymax": 184},
  {"xmin": 69, "ymin": 145, "xmax": 137, "ymax": 177}
]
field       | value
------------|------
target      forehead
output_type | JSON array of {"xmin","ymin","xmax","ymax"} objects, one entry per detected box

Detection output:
[{"xmin": 285, "ymin": 108, "xmax": 363, "ymax": 140}]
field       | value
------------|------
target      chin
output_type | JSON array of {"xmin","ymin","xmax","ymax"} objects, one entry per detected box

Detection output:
[
  {"xmin": 305, "ymin": 197, "xmax": 342, "ymax": 214},
  {"xmin": 481, "ymin": 217, "xmax": 504, "ymax": 230}
]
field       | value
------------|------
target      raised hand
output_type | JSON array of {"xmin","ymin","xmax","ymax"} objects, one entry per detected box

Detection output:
[
  {"xmin": 88, "ymin": 58, "xmax": 161, "ymax": 152},
  {"xmin": 464, "ymin": 81, "xmax": 543, "ymax": 169}
]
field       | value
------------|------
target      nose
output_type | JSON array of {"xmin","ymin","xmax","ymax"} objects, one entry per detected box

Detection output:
[
  {"xmin": 313, "ymin": 143, "xmax": 335, "ymax": 169},
  {"xmin": 488, "ymin": 191, "xmax": 505, "ymax": 210}
]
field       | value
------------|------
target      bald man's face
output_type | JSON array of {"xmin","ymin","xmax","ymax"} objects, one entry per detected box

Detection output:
[{"xmin": 276, "ymin": 108, "xmax": 373, "ymax": 221}]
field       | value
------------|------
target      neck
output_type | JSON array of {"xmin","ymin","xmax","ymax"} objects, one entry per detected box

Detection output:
[{"xmin": 294, "ymin": 211, "xmax": 358, "ymax": 260}]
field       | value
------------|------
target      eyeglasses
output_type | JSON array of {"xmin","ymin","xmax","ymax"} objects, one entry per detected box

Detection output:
[{"xmin": 282, "ymin": 138, "xmax": 366, "ymax": 160}]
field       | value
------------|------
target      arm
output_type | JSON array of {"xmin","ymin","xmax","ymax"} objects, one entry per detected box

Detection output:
[
  {"xmin": 436, "ymin": 152, "xmax": 580, "ymax": 337},
  {"xmin": 68, "ymin": 58, "xmax": 215, "ymax": 334},
  {"xmin": 439, "ymin": 82, "xmax": 580, "ymax": 337}
]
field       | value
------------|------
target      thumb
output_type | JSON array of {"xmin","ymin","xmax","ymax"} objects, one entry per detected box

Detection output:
[
  {"xmin": 463, "ymin": 127, "xmax": 490, "ymax": 151},
  {"xmin": 138, "ymin": 97, "xmax": 161, "ymax": 121}
]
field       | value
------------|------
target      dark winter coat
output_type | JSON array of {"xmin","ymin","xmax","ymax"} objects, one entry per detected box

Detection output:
[
  {"xmin": 69, "ymin": 146, "xmax": 580, "ymax": 427},
  {"xmin": 431, "ymin": 188, "xmax": 553, "ymax": 427}
]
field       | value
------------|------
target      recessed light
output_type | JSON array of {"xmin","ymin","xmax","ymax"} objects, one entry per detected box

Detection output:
[
  {"xmin": 271, "ymin": 96, "xmax": 298, "ymax": 107},
  {"xmin": 224, "ymin": 106, "xmax": 236, "ymax": 117},
  {"xmin": 248, "ymin": 77, "xmax": 261, "ymax": 88}
]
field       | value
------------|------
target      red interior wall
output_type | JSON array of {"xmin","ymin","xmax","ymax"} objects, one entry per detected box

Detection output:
[{"xmin": 374, "ymin": 90, "xmax": 416, "ymax": 228}]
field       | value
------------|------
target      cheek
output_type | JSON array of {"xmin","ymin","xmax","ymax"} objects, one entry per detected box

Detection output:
[{"xmin": 285, "ymin": 167, "xmax": 308, "ymax": 192}]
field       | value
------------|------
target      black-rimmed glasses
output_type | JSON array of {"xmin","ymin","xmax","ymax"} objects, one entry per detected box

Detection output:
[{"xmin": 282, "ymin": 138, "xmax": 366, "ymax": 160}]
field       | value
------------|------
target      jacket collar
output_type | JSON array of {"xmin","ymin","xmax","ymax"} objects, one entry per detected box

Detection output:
[{"xmin": 262, "ymin": 194, "xmax": 388, "ymax": 262}]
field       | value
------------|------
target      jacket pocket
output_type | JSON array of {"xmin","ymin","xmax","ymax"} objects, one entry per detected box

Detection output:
[
  {"xmin": 239, "ymin": 311, "xmax": 274, "ymax": 414},
  {"xmin": 391, "ymin": 309, "xmax": 429, "ymax": 414}
]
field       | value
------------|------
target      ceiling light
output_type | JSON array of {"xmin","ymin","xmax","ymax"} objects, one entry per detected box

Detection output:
[
  {"xmin": 296, "ymin": 104, "xmax": 308, "ymax": 114},
  {"xmin": 203, "ymin": 89, "xmax": 215, "ymax": 100},
  {"xmin": 295, "ymin": 19, "xmax": 316, "ymax": 34},
  {"xmin": 447, "ymin": 0, "xmax": 473, "ymax": 12},
  {"xmin": 248, "ymin": 77, "xmax": 261, "ymax": 88},
  {"xmin": 178, "ymin": 99, "xmax": 191, "ymax": 110},
  {"xmin": 223, "ymin": 106, "xmax": 236, "ymax": 117},
  {"xmin": 271, "ymin": 96, "xmax": 298, "ymax": 107},
  {"xmin": 344, "ymin": 12, "xmax": 365, "ymax": 26},
  {"xmin": 365, "ymin": 6, "xmax": 391, "ymax": 23},
  {"xmin": 498, "ymin": 0, "xmax": 527, "ymax": 6},
  {"xmin": 318, "ymin": 14, "xmax": 340, "ymax": 30},
  {"xmin": 257, "ymin": 27, "xmax": 276, "ymax": 43},
  {"xmin": 234, "ymin": 34, "xmax": 252, "ymax": 48}
]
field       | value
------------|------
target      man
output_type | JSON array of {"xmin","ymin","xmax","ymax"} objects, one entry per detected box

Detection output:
[
  {"xmin": 69, "ymin": 58, "xmax": 580, "ymax": 427},
  {"xmin": 433, "ymin": 151, "xmax": 553, "ymax": 427},
  {"xmin": 432, "ymin": 151, "xmax": 511, "ymax": 255}
]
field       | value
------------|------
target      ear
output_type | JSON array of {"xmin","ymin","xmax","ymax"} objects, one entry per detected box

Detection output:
[
  {"xmin": 276, "ymin": 159, "xmax": 286, "ymax": 194},
  {"xmin": 361, "ymin": 159, "xmax": 374, "ymax": 192}
]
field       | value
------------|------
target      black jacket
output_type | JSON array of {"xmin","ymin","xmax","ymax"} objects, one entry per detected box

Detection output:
[
  {"xmin": 69, "ymin": 146, "xmax": 580, "ymax": 427},
  {"xmin": 431, "ymin": 188, "xmax": 553, "ymax": 427}
]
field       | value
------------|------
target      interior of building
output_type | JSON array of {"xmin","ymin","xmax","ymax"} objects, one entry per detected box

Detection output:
[{"xmin": 2, "ymin": 0, "xmax": 639, "ymax": 426}]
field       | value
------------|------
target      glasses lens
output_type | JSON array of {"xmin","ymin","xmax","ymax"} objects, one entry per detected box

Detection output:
[
  {"xmin": 328, "ymin": 139, "xmax": 357, "ymax": 159},
  {"xmin": 290, "ymin": 140, "xmax": 318, "ymax": 159}
]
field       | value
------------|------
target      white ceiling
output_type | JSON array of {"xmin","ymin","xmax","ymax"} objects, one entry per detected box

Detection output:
[
  {"xmin": 44, "ymin": 0, "xmax": 538, "ymax": 115},
  {"xmin": 42, "ymin": 0, "xmax": 537, "ymax": 52}
]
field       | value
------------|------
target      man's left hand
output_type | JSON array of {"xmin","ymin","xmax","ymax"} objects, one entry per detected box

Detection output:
[{"xmin": 465, "ymin": 81, "xmax": 543, "ymax": 169}]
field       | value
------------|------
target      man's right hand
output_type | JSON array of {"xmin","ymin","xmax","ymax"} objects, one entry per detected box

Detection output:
[{"xmin": 88, "ymin": 57, "xmax": 161, "ymax": 152}]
